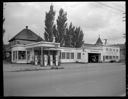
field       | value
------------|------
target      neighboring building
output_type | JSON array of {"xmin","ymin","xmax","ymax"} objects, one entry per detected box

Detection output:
[
  {"xmin": 8, "ymin": 26, "xmax": 121, "ymax": 66},
  {"xmin": 109, "ymin": 44, "xmax": 126, "ymax": 62},
  {"xmin": 9, "ymin": 26, "xmax": 43, "ymax": 47}
]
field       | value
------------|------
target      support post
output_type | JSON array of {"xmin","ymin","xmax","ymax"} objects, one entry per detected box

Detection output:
[
  {"xmin": 26, "ymin": 50, "xmax": 27, "ymax": 63},
  {"xmin": 17, "ymin": 51, "xmax": 18, "ymax": 62},
  {"xmin": 11, "ymin": 51, "xmax": 13, "ymax": 63},
  {"xmin": 40, "ymin": 47, "xmax": 43, "ymax": 66}
]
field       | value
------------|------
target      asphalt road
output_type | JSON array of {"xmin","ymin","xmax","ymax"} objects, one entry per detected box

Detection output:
[{"xmin": 4, "ymin": 63, "xmax": 125, "ymax": 96}]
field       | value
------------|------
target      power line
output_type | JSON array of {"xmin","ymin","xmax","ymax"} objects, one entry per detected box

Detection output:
[{"xmin": 98, "ymin": 2, "xmax": 125, "ymax": 13}]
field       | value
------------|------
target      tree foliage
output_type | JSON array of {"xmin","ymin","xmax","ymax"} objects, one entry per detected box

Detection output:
[
  {"xmin": 44, "ymin": 5, "xmax": 84, "ymax": 48},
  {"xmin": 56, "ymin": 8, "xmax": 67, "ymax": 46},
  {"xmin": 65, "ymin": 23, "xmax": 84, "ymax": 48},
  {"xmin": 44, "ymin": 5, "xmax": 55, "ymax": 42}
]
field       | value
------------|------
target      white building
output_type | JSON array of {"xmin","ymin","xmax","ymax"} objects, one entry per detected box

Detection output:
[{"xmin": 8, "ymin": 26, "xmax": 120, "ymax": 66}]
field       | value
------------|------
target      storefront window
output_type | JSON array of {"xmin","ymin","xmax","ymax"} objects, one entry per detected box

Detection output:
[
  {"xmin": 71, "ymin": 53, "xmax": 74, "ymax": 59},
  {"xmin": 110, "ymin": 56, "xmax": 112, "ymax": 59},
  {"xmin": 106, "ymin": 56, "xmax": 108, "ymax": 59},
  {"xmin": 113, "ymin": 56, "xmax": 115, "ymax": 59},
  {"xmin": 61, "ymin": 52, "xmax": 65, "ymax": 59},
  {"xmin": 18, "ymin": 51, "xmax": 26, "ymax": 60},
  {"xmin": 77, "ymin": 53, "xmax": 81, "ymax": 59},
  {"xmin": 67, "ymin": 52, "xmax": 70, "ymax": 59}
]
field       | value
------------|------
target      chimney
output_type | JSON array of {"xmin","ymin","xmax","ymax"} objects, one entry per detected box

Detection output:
[{"xmin": 26, "ymin": 26, "xmax": 28, "ymax": 29}]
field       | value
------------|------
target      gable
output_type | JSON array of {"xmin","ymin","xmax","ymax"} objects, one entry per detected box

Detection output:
[{"xmin": 9, "ymin": 26, "xmax": 43, "ymax": 42}]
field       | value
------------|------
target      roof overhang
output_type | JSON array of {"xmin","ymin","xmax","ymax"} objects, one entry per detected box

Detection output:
[{"xmin": 25, "ymin": 41, "xmax": 60, "ymax": 49}]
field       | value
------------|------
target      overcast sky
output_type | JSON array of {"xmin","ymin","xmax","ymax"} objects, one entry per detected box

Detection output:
[{"xmin": 3, "ymin": 2, "xmax": 125, "ymax": 44}]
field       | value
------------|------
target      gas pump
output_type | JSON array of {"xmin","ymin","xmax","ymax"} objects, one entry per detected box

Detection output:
[
  {"xmin": 44, "ymin": 55, "xmax": 48, "ymax": 66},
  {"xmin": 50, "ymin": 55, "xmax": 53, "ymax": 66},
  {"xmin": 55, "ymin": 55, "xmax": 58, "ymax": 66},
  {"xmin": 34, "ymin": 55, "xmax": 38, "ymax": 65}
]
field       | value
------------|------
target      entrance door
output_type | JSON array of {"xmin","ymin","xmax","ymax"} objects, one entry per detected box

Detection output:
[{"xmin": 88, "ymin": 53, "xmax": 100, "ymax": 63}]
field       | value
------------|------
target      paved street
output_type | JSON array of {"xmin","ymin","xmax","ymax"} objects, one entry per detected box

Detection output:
[{"xmin": 4, "ymin": 63, "xmax": 125, "ymax": 96}]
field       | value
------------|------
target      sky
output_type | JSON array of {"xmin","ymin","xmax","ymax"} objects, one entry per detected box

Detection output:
[{"xmin": 3, "ymin": 2, "xmax": 126, "ymax": 45}]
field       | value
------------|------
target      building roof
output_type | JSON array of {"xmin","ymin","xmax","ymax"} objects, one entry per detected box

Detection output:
[
  {"xmin": 109, "ymin": 44, "xmax": 125, "ymax": 49},
  {"xmin": 9, "ymin": 26, "xmax": 43, "ymax": 42},
  {"xmin": 83, "ymin": 43, "xmax": 97, "ymax": 47},
  {"xmin": 95, "ymin": 37, "xmax": 103, "ymax": 45}
]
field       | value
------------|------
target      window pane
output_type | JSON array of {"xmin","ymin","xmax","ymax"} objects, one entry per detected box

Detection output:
[
  {"xmin": 61, "ymin": 52, "xmax": 65, "ymax": 59},
  {"xmin": 71, "ymin": 53, "xmax": 74, "ymax": 59},
  {"xmin": 106, "ymin": 56, "xmax": 108, "ymax": 59},
  {"xmin": 77, "ymin": 53, "xmax": 81, "ymax": 59},
  {"xmin": 67, "ymin": 52, "xmax": 70, "ymax": 59},
  {"xmin": 18, "ymin": 51, "xmax": 26, "ymax": 60}
]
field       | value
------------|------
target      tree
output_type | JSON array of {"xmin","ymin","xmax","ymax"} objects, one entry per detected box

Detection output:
[
  {"xmin": 65, "ymin": 22, "xmax": 75, "ymax": 47},
  {"xmin": 44, "ymin": 4, "xmax": 55, "ymax": 42},
  {"xmin": 53, "ymin": 24, "xmax": 59, "ymax": 43},
  {"xmin": 56, "ymin": 8, "xmax": 67, "ymax": 46},
  {"xmin": 72, "ymin": 26, "xmax": 84, "ymax": 48}
]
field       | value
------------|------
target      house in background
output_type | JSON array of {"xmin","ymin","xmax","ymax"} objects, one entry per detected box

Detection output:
[
  {"xmin": 109, "ymin": 44, "xmax": 126, "ymax": 62},
  {"xmin": 8, "ymin": 26, "xmax": 43, "ymax": 46}
]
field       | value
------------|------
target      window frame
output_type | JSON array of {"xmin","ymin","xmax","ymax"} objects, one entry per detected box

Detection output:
[
  {"xmin": 71, "ymin": 53, "xmax": 74, "ymax": 59},
  {"xmin": 77, "ymin": 53, "xmax": 81, "ymax": 59},
  {"xmin": 61, "ymin": 52, "xmax": 65, "ymax": 59},
  {"xmin": 67, "ymin": 52, "xmax": 70, "ymax": 59},
  {"xmin": 18, "ymin": 51, "xmax": 26, "ymax": 60}
]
